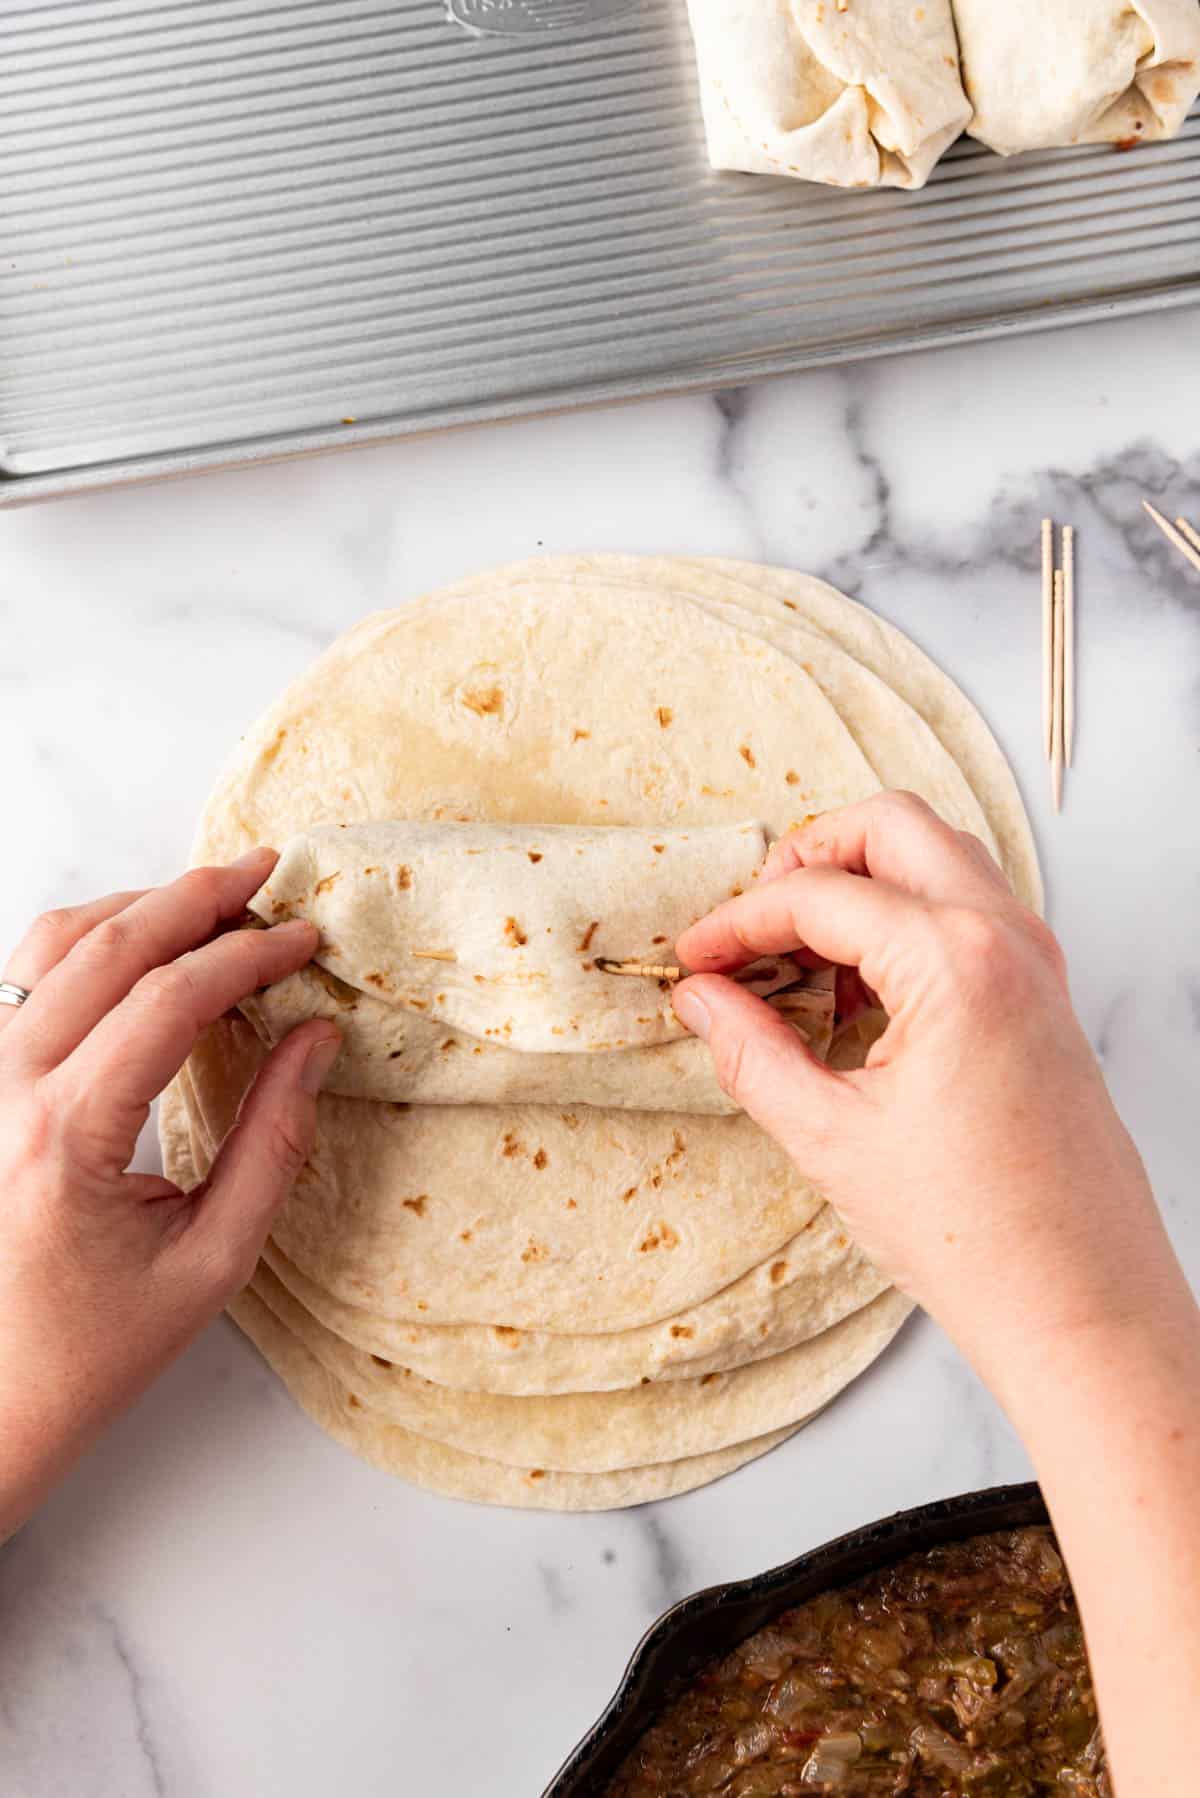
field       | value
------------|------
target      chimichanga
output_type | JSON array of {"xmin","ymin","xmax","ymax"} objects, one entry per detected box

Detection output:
[
  {"xmin": 243, "ymin": 821, "xmax": 835, "ymax": 1112},
  {"xmin": 685, "ymin": 0, "xmax": 972, "ymax": 189},
  {"xmin": 955, "ymin": 0, "xmax": 1200, "ymax": 155}
]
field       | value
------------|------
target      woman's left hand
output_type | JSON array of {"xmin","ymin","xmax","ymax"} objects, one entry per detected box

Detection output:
[{"xmin": 0, "ymin": 849, "xmax": 339, "ymax": 1542}]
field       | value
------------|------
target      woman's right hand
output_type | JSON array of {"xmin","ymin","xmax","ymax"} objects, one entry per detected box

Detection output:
[{"xmin": 673, "ymin": 793, "xmax": 1175, "ymax": 1386}]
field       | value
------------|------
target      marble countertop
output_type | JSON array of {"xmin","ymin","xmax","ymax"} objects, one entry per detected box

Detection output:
[{"xmin": 2, "ymin": 308, "xmax": 1198, "ymax": 1798}]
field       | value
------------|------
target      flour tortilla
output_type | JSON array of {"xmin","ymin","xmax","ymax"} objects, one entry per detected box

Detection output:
[
  {"xmin": 248, "ymin": 821, "xmax": 770, "ymax": 1053},
  {"xmin": 685, "ymin": 0, "xmax": 970, "ymax": 189},
  {"xmin": 247, "ymin": 1260, "xmax": 912, "ymax": 1473},
  {"xmin": 171, "ymin": 1003, "xmax": 891, "ymax": 1386},
  {"xmin": 438, "ymin": 557, "xmax": 1041, "ymax": 913},
  {"xmin": 167, "ymin": 1066, "xmax": 889, "ymax": 1395},
  {"xmin": 228, "ymin": 1285, "xmax": 811, "ymax": 1511},
  {"xmin": 164, "ymin": 1091, "xmax": 814, "ymax": 1509},
  {"xmin": 242, "ymin": 818, "xmax": 833, "ymax": 1111},
  {"xmin": 181, "ymin": 1017, "xmax": 832, "ymax": 1334},
  {"xmin": 241, "ymin": 968, "xmax": 833, "ymax": 1113},
  {"xmin": 955, "ymin": 0, "xmax": 1200, "ymax": 155},
  {"xmin": 186, "ymin": 584, "xmax": 885, "ymax": 1335}
]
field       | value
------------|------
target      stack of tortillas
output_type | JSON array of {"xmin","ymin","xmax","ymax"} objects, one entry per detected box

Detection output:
[{"xmin": 159, "ymin": 557, "xmax": 1040, "ymax": 1510}]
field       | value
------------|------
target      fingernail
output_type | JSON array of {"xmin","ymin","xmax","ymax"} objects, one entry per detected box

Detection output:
[
  {"xmin": 272, "ymin": 917, "xmax": 317, "ymax": 940},
  {"xmin": 673, "ymin": 987, "xmax": 711, "ymax": 1042},
  {"xmin": 301, "ymin": 1037, "xmax": 340, "ymax": 1095},
  {"xmin": 234, "ymin": 847, "xmax": 275, "ymax": 870}
]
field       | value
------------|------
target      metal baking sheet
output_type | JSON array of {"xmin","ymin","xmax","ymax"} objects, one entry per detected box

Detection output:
[{"xmin": 3, "ymin": 0, "xmax": 1199, "ymax": 505}]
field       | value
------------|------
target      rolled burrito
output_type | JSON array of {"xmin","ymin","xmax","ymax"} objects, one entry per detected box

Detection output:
[
  {"xmin": 242, "ymin": 821, "xmax": 834, "ymax": 1112},
  {"xmin": 955, "ymin": 0, "xmax": 1200, "ymax": 155},
  {"xmin": 685, "ymin": 0, "xmax": 972, "ymax": 189}
]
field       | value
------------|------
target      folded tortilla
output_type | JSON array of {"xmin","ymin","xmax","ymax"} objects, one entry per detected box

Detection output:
[
  {"xmin": 685, "ymin": 0, "xmax": 972, "ymax": 189},
  {"xmin": 956, "ymin": 0, "xmax": 1200, "ymax": 155},
  {"xmin": 243, "ymin": 820, "xmax": 835, "ymax": 1110}
]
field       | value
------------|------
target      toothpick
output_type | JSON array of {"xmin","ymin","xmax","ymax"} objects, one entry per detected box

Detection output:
[
  {"xmin": 1143, "ymin": 501, "xmax": 1200, "ymax": 579},
  {"xmin": 1051, "ymin": 571, "xmax": 1065, "ymax": 814},
  {"xmin": 595, "ymin": 959, "xmax": 683, "ymax": 981},
  {"xmin": 1041, "ymin": 518, "xmax": 1054, "ymax": 760},
  {"xmin": 1173, "ymin": 515, "xmax": 1200, "ymax": 557},
  {"xmin": 1063, "ymin": 526, "xmax": 1076, "ymax": 769}
]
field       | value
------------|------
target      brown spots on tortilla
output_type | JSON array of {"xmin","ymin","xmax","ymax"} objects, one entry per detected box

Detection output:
[
  {"xmin": 578, "ymin": 920, "xmax": 599, "ymax": 953},
  {"xmin": 493, "ymin": 1325, "xmax": 521, "ymax": 1343},
  {"xmin": 560, "ymin": 1112, "xmax": 580, "ymax": 1129},
  {"xmin": 527, "ymin": 1469, "xmax": 545, "ymax": 1482},
  {"xmin": 656, "ymin": 706, "xmax": 673, "ymax": 728},
  {"xmin": 533, "ymin": 1148, "xmax": 548, "ymax": 1170},
  {"xmin": 785, "ymin": 770, "xmax": 800, "ymax": 786},
  {"xmin": 668, "ymin": 1131, "xmax": 687, "ymax": 1164},
  {"xmin": 700, "ymin": 1372, "xmax": 721, "ymax": 1387},
  {"xmin": 395, "ymin": 865, "xmax": 413, "ymax": 891},
  {"xmin": 701, "ymin": 784, "xmax": 735, "ymax": 798},
  {"xmin": 641, "ymin": 1376, "xmax": 652, "ymax": 1385},
  {"xmin": 565, "ymin": 1198, "xmax": 577, "ymax": 1210},
  {"xmin": 313, "ymin": 872, "xmax": 341, "ymax": 897},
  {"xmin": 365, "ymin": 972, "xmax": 391, "ymax": 991},
  {"xmin": 502, "ymin": 1132, "xmax": 524, "ymax": 1158},
  {"xmin": 521, "ymin": 1238, "xmax": 549, "ymax": 1264},
  {"xmin": 729, "ymin": 885, "xmax": 743, "ymax": 898},
  {"xmin": 504, "ymin": 916, "xmax": 528, "ymax": 948},
  {"xmin": 670, "ymin": 1324, "xmax": 695, "ymax": 1340},
  {"xmin": 836, "ymin": 1234, "xmax": 847, "ymax": 1249},
  {"xmin": 652, "ymin": 843, "xmax": 665, "ymax": 854},
  {"xmin": 650, "ymin": 1173, "xmax": 663, "ymax": 1190},
  {"xmin": 572, "ymin": 728, "xmax": 590, "ymax": 742},
  {"xmin": 739, "ymin": 744, "xmax": 756, "ymax": 768},
  {"xmin": 347, "ymin": 1394, "xmax": 362, "ymax": 1409},
  {"xmin": 759, "ymin": 1321, "xmax": 770, "ymax": 1338},
  {"xmin": 527, "ymin": 851, "xmax": 543, "ymax": 864},
  {"xmin": 260, "ymin": 727, "xmax": 288, "ymax": 765},
  {"xmin": 402, "ymin": 1195, "xmax": 429, "ymax": 1216},
  {"xmin": 388, "ymin": 1049, "xmax": 404, "ymax": 1060},
  {"xmin": 639, "ymin": 1221, "xmax": 679, "ymax": 1253},
  {"xmin": 621, "ymin": 1185, "xmax": 638, "ymax": 1203},
  {"xmin": 441, "ymin": 1038, "xmax": 458, "ymax": 1052},
  {"xmin": 269, "ymin": 899, "xmax": 293, "ymax": 920},
  {"xmin": 371, "ymin": 1355, "xmax": 391, "ymax": 1368},
  {"xmin": 462, "ymin": 684, "xmax": 504, "ymax": 717},
  {"xmin": 460, "ymin": 1229, "xmax": 473, "ymax": 1242},
  {"xmin": 416, "ymin": 1302, "xmax": 428, "ymax": 1312},
  {"xmin": 770, "ymin": 1260, "xmax": 789, "ymax": 1285}
]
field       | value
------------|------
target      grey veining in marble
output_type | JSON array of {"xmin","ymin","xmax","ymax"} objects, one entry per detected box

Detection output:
[{"xmin": 0, "ymin": 303, "xmax": 1197, "ymax": 1798}]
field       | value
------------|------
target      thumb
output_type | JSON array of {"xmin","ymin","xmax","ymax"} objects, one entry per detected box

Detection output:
[
  {"xmin": 188, "ymin": 1022, "xmax": 340, "ymax": 1291},
  {"xmin": 674, "ymin": 975, "xmax": 849, "ymax": 1169}
]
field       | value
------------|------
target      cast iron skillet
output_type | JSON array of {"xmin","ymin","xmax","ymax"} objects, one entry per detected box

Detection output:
[{"xmin": 543, "ymin": 1481, "xmax": 1047, "ymax": 1796}]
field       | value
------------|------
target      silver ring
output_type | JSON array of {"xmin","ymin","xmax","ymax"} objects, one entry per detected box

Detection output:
[{"xmin": 0, "ymin": 981, "xmax": 31, "ymax": 1009}]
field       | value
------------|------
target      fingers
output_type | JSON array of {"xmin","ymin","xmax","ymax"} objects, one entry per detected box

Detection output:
[
  {"xmin": 0, "ymin": 889, "xmax": 147, "ymax": 1039},
  {"xmin": 674, "ymin": 975, "xmax": 849, "ymax": 1165},
  {"xmin": 184, "ymin": 1022, "xmax": 340, "ymax": 1294},
  {"xmin": 8, "ymin": 851, "xmax": 279, "ymax": 1072},
  {"xmin": 767, "ymin": 794, "xmax": 1010, "ymax": 901},
  {"xmin": 54, "ymin": 918, "xmax": 320, "ymax": 1119},
  {"xmin": 678, "ymin": 861, "xmax": 914, "ymax": 983}
]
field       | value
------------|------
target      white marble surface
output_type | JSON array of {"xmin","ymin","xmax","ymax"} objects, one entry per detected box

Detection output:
[{"xmin": 2, "ymin": 308, "xmax": 1199, "ymax": 1798}]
